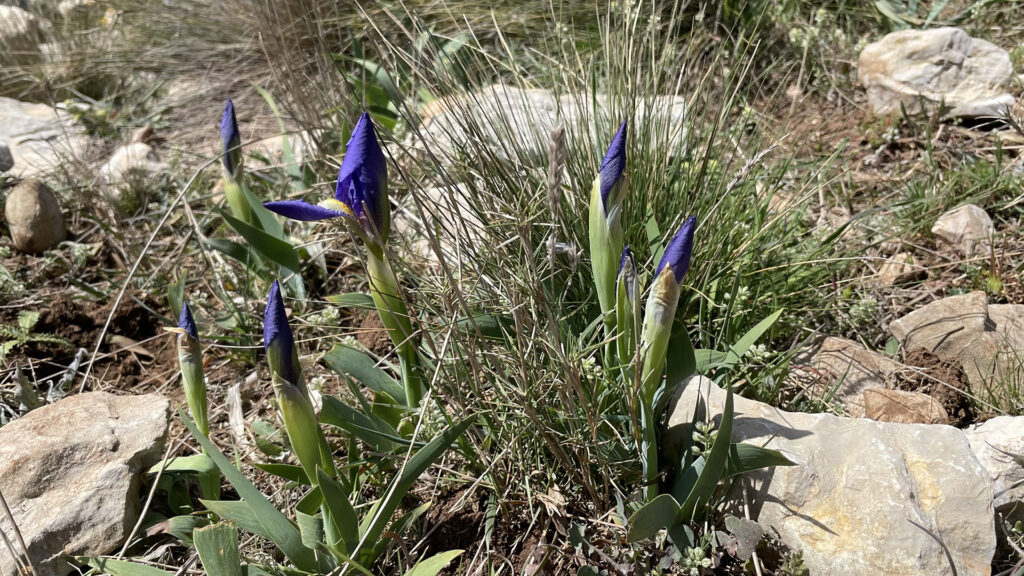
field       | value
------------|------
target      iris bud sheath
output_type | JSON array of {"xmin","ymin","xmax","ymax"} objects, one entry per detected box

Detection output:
[{"xmin": 175, "ymin": 301, "xmax": 208, "ymax": 438}]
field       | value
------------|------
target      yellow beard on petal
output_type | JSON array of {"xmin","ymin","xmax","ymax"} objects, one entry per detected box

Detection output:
[{"xmin": 319, "ymin": 198, "xmax": 355, "ymax": 217}]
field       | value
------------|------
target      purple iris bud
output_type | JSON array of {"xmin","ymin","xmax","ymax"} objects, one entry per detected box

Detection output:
[
  {"xmin": 220, "ymin": 99, "xmax": 241, "ymax": 174},
  {"xmin": 264, "ymin": 112, "xmax": 389, "ymax": 238},
  {"xmin": 335, "ymin": 112, "xmax": 388, "ymax": 233},
  {"xmin": 655, "ymin": 216, "xmax": 696, "ymax": 284},
  {"xmin": 264, "ymin": 280, "xmax": 297, "ymax": 384},
  {"xmin": 598, "ymin": 120, "xmax": 627, "ymax": 211},
  {"xmin": 178, "ymin": 300, "xmax": 199, "ymax": 341}
]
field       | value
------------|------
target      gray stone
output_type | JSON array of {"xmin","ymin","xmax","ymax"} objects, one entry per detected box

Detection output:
[
  {"xmin": 890, "ymin": 291, "xmax": 989, "ymax": 359},
  {"xmin": 4, "ymin": 178, "xmax": 65, "ymax": 253},
  {"xmin": 931, "ymin": 204, "xmax": 994, "ymax": 255},
  {"xmin": 0, "ymin": 97, "xmax": 90, "ymax": 177},
  {"xmin": 965, "ymin": 416, "xmax": 1024, "ymax": 520},
  {"xmin": 807, "ymin": 337, "xmax": 900, "ymax": 417},
  {"xmin": 863, "ymin": 388, "xmax": 948, "ymax": 425},
  {"xmin": 98, "ymin": 142, "xmax": 167, "ymax": 214},
  {"xmin": 873, "ymin": 251, "xmax": 925, "ymax": 286},
  {"xmin": 668, "ymin": 376, "xmax": 995, "ymax": 576},
  {"xmin": 988, "ymin": 304, "xmax": 1024, "ymax": 349},
  {"xmin": 99, "ymin": 142, "xmax": 166, "ymax": 185},
  {"xmin": 417, "ymin": 84, "xmax": 687, "ymax": 164},
  {"xmin": 859, "ymin": 27, "xmax": 1015, "ymax": 118},
  {"xmin": 57, "ymin": 0, "xmax": 100, "ymax": 26},
  {"xmin": 0, "ymin": 392, "xmax": 169, "ymax": 576}
]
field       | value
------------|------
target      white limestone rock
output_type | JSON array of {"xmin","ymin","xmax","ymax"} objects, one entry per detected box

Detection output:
[
  {"xmin": 0, "ymin": 6, "xmax": 45, "ymax": 62},
  {"xmin": 667, "ymin": 376, "xmax": 995, "ymax": 576},
  {"xmin": 931, "ymin": 204, "xmax": 994, "ymax": 255},
  {"xmin": 859, "ymin": 27, "xmax": 1015, "ymax": 118},
  {"xmin": 0, "ymin": 392, "xmax": 169, "ymax": 576},
  {"xmin": 965, "ymin": 416, "xmax": 1024, "ymax": 521},
  {"xmin": 0, "ymin": 97, "xmax": 90, "ymax": 177},
  {"xmin": 889, "ymin": 291, "xmax": 1023, "ymax": 394},
  {"xmin": 416, "ymin": 84, "xmax": 687, "ymax": 164}
]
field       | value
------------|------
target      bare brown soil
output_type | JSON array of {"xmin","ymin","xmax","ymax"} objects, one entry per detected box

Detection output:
[{"xmin": 889, "ymin": 348, "xmax": 977, "ymax": 428}]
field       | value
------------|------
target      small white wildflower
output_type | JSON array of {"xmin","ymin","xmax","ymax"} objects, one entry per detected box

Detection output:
[
  {"xmin": 883, "ymin": 125, "xmax": 899, "ymax": 144},
  {"xmin": 747, "ymin": 343, "xmax": 769, "ymax": 363},
  {"xmin": 307, "ymin": 306, "xmax": 341, "ymax": 326},
  {"xmin": 735, "ymin": 285, "xmax": 750, "ymax": 302},
  {"xmin": 788, "ymin": 28, "xmax": 807, "ymax": 49},
  {"xmin": 580, "ymin": 355, "xmax": 604, "ymax": 380},
  {"xmin": 307, "ymin": 374, "xmax": 329, "ymax": 392}
]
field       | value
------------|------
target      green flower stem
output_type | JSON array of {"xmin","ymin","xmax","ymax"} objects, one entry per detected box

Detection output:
[{"xmin": 366, "ymin": 250, "xmax": 422, "ymax": 408}]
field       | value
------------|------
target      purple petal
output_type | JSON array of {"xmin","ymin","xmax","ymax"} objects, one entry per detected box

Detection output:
[
  {"xmin": 598, "ymin": 120, "xmax": 627, "ymax": 210},
  {"xmin": 618, "ymin": 245, "xmax": 633, "ymax": 276},
  {"xmin": 220, "ymin": 99, "xmax": 241, "ymax": 173},
  {"xmin": 178, "ymin": 300, "xmax": 199, "ymax": 341},
  {"xmin": 335, "ymin": 112, "xmax": 387, "ymax": 231},
  {"xmin": 656, "ymin": 216, "xmax": 697, "ymax": 284},
  {"xmin": 264, "ymin": 200, "xmax": 344, "ymax": 221}
]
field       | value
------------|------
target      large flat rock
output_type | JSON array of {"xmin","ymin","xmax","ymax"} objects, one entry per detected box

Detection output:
[
  {"xmin": 889, "ymin": 291, "xmax": 1024, "ymax": 396},
  {"xmin": 0, "ymin": 97, "xmax": 90, "ymax": 178},
  {"xmin": 859, "ymin": 27, "xmax": 1014, "ymax": 118},
  {"xmin": 0, "ymin": 392, "xmax": 169, "ymax": 576},
  {"xmin": 416, "ymin": 84, "xmax": 687, "ymax": 164},
  {"xmin": 965, "ymin": 416, "xmax": 1024, "ymax": 521},
  {"xmin": 668, "ymin": 376, "xmax": 995, "ymax": 576}
]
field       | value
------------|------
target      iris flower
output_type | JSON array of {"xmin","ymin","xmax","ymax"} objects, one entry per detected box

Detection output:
[
  {"xmin": 598, "ymin": 121, "xmax": 628, "ymax": 221},
  {"xmin": 265, "ymin": 112, "xmax": 390, "ymax": 243}
]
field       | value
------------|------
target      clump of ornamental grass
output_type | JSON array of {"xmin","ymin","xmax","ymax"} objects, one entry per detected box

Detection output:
[{"xmin": 295, "ymin": 2, "xmax": 846, "ymax": 516}]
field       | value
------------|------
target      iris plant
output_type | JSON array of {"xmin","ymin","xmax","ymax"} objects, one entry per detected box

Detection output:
[
  {"xmin": 265, "ymin": 112, "xmax": 390, "ymax": 246},
  {"xmin": 264, "ymin": 280, "xmax": 340, "ymax": 543},
  {"xmin": 636, "ymin": 216, "xmax": 696, "ymax": 498},
  {"xmin": 265, "ymin": 113, "xmax": 422, "ymax": 408},
  {"xmin": 640, "ymin": 216, "xmax": 696, "ymax": 400},
  {"xmin": 589, "ymin": 121, "xmax": 628, "ymax": 358},
  {"xmin": 264, "ymin": 280, "xmax": 336, "ymax": 481},
  {"xmin": 169, "ymin": 300, "xmax": 208, "ymax": 438}
]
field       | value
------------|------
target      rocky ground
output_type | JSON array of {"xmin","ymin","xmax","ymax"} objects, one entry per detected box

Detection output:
[{"xmin": 1, "ymin": 2, "xmax": 1023, "ymax": 576}]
